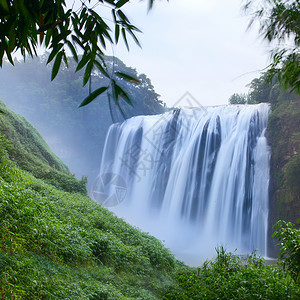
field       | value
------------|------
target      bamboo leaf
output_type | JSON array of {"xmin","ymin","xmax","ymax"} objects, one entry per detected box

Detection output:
[
  {"xmin": 117, "ymin": 9, "xmax": 129, "ymax": 23},
  {"xmin": 94, "ymin": 60, "xmax": 109, "ymax": 78},
  {"xmin": 63, "ymin": 51, "xmax": 68, "ymax": 68},
  {"xmin": 76, "ymin": 54, "xmax": 89, "ymax": 72},
  {"xmin": 128, "ymin": 29, "xmax": 141, "ymax": 48},
  {"xmin": 115, "ymin": 24, "xmax": 120, "ymax": 43},
  {"xmin": 116, "ymin": 0, "xmax": 130, "ymax": 8},
  {"xmin": 66, "ymin": 40, "xmax": 78, "ymax": 62},
  {"xmin": 51, "ymin": 51, "xmax": 63, "ymax": 80},
  {"xmin": 78, "ymin": 86, "xmax": 108, "ymax": 107},
  {"xmin": 122, "ymin": 28, "xmax": 129, "ymax": 51},
  {"xmin": 71, "ymin": 35, "xmax": 85, "ymax": 50},
  {"xmin": 83, "ymin": 60, "xmax": 93, "ymax": 86},
  {"xmin": 5, "ymin": 49, "xmax": 14, "ymax": 65},
  {"xmin": 115, "ymin": 83, "xmax": 133, "ymax": 106},
  {"xmin": 115, "ymin": 72, "xmax": 141, "ymax": 83},
  {"xmin": 47, "ymin": 43, "xmax": 63, "ymax": 64}
]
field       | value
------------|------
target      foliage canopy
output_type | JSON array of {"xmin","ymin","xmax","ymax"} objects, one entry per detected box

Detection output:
[
  {"xmin": 273, "ymin": 219, "xmax": 300, "ymax": 283},
  {"xmin": 244, "ymin": 0, "xmax": 300, "ymax": 93}
]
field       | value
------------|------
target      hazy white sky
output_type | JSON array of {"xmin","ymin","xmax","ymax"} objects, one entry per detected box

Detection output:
[{"xmin": 104, "ymin": 0, "xmax": 271, "ymax": 107}]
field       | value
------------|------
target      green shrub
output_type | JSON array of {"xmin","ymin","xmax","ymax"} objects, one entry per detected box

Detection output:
[
  {"xmin": 162, "ymin": 247, "xmax": 300, "ymax": 299},
  {"xmin": 273, "ymin": 219, "xmax": 300, "ymax": 283}
]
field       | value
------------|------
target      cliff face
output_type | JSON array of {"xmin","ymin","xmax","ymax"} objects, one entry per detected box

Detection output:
[{"xmin": 267, "ymin": 91, "xmax": 300, "ymax": 253}]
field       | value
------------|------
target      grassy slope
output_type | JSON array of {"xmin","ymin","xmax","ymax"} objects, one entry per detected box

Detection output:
[
  {"xmin": 0, "ymin": 101, "xmax": 86, "ymax": 194},
  {"xmin": 0, "ymin": 103, "xmax": 180, "ymax": 299}
]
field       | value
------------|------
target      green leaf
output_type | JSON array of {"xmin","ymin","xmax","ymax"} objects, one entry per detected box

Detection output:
[
  {"xmin": 0, "ymin": 0, "xmax": 9, "ymax": 13},
  {"xmin": 5, "ymin": 49, "xmax": 14, "ymax": 65},
  {"xmin": 94, "ymin": 60, "xmax": 109, "ymax": 78},
  {"xmin": 116, "ymin": 0, "xmax": 130, "ymax": 8},
  {"xmin": 47, "ymin": 43, "xmax": 63, "ymax": 64},
  {"xmin": 122, "ymin": 28, "xmax": 129, "ymax": 51},
  {"xmin": 71, "ymin": 35, "xmax": 85, "ymax": 50},
  {"xmin": 66, "ymin": 40, "xmax": 78, "ymax": 62},
  {"xmin": 115, "ymin": 72, "xmax": 141, "ymax": 83},
  {"xmin": 115, "ymin": 24, "xmax": 120, "ymax": 43},
  {"xmin": 62, "ymin": 51, "xmax": 68, "ymax": 68},
  {"xmin": 117, "ymin": 9, "xmax": 129, "ymax": 23},
  {"xmin": 111, "ymin": 80, "xmax": 133, "ymax": 106},
  {"xmin": 128, "ymin": 29, "xmax": 141, "ymax": 48},
  {"xmin": 76, "ymin": 54, "xmax": 89, "ymax": 72},
  {"xmin": 78, "ymin": 86, "xmax": 108, "ymax": 107},
  {"xmin": 45, "ymin": 31, "xmax": 51, "ymax": 47},
  {"xmin": 8, "ymin": 29, "xmax": 16, "ymax": 52},
  {"xmin": 0, "ymin": 109, "xmax": 5, "ymax": 114},
  {"xmin": 83, "ymin": 60, "xmax": 93, "ymax": 86},
  {"xmin": 51, "ymin": 51, "xmax": 63, "ymax": 80},
  {"xmin": 115, "ymin": 84, "xmax": 133, "ymax": 106}
]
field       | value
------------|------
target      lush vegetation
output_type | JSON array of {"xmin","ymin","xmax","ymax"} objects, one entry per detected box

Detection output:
[
  {"xmin": 273, "ymin": 220, "xmax": 300, "ymax": 283},
  {"xmin": 0, "ymin": 107, "xmax": 179, "ymax": 299},
  {"xmin": 162, "ymin": 246, "xmax": 299, "ymax": 299},
  {"xmin": 0, "ymin": 55, "xmax": 165, "ymax": 187},
  {"xmin": 0, "ymin": 102, "xmax": 299, "ymax": 298},
  {"xmin": 244, "ymin": 0, "xmax": 300, "ymax": 93}
]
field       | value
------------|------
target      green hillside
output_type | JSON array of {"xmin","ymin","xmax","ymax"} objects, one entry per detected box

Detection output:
[
  {"xmin": 0, "ymin": 101, "xmax": 180, "ymax": 299},
  {"xmin": 0, "ymin": 101, "xmax": 86, "ymax": 194}
]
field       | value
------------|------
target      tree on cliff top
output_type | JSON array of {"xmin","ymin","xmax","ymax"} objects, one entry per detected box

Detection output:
[
  {"xmin": 244, "ymin": 0, "xmax": 300, "ymax": 93},
  {"xmin": 0, "ymin": 0, "xmax": 163, "ymax": 108}
]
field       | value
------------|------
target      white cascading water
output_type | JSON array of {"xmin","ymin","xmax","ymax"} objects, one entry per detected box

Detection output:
[{"xmin": 92, "ymin": 103, "xmax": 270, "ymax": 265}]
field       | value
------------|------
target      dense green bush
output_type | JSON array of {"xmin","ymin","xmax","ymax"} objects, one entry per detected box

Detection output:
[
  {"xmin": 273, "ymin": 220, "xmax": 300, "ymax": 283},
  {"xmin": 162, "ymin": 247, "xmax": 300, "ymax": 299}
]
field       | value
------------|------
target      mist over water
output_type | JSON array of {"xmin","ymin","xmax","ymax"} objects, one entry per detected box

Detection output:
[{"xmin": 93, "ymin": 104, "xmax": 270, "ymax": 265}]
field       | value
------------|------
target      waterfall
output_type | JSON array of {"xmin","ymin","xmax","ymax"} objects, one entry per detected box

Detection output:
[{"xmin": 92, "ymin": 103, "xmax": 270, "ymax": 265}]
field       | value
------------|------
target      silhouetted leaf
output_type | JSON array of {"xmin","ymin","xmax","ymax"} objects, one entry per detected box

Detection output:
[
  {"xmin": 5, "ymin": 49, "xmax": 14, "ymax": 65},
  {"xmin": 116, "ymin": 0, "xmax": 130, "ymax": 8},
  {"xmin": 117, "ymin": 10, "xmax": 129, "ymax": 22},
  {"xmin": 115, "ymin": 72, "xmax": 141, "ymax": 83},
  {"xmin": 67, "ymin": 40, "xmax": 78, "ymax": 62},
  {"xmin": 83, "ymin": 60, "xmax": 93, "ymax": 86},
  {"xmin": 76, "ymin": 54, "xmax": 89, "ymax": 72},
  {"xmin": 51, "ymin": 51, "xmax": 63, "ymax": 80},
  {"xmin": 71, "ymin": 35, "xmax": 85, "ymax": 50},
  {"xmin": 115, "ymin": 24, "xmax": 120, "ymax": 43},
  {"xmin": 115, "ymin": 84, "xmax": 133, "ymax": 106},
  {"xmin": 122, "ymin": 28, "xmax": 129, "ymax": 51},
  {"xmin": 78, "ymin": 86, "xmax": 108, "ymax": 107},
  {"xmin": 94, "ymin": 60, "xmax": 109, "ymax": 78},
  {"xmin": 47, "ymin": 43, "xmax": 63, "ymax": 64}
]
